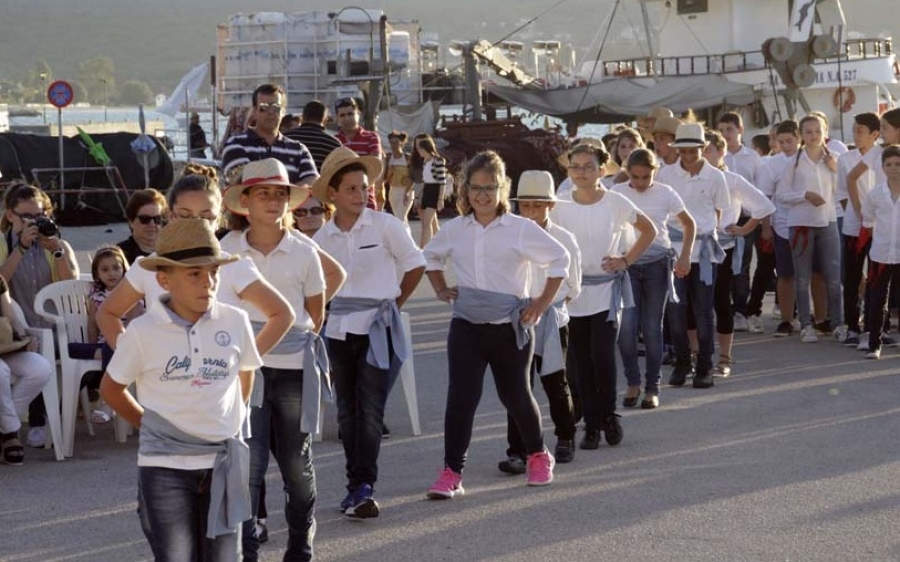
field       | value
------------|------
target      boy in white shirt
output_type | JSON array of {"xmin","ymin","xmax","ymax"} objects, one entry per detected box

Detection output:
[{"xmin": 101, "ymin": 219, "xmax": 263, "ymax": 561}]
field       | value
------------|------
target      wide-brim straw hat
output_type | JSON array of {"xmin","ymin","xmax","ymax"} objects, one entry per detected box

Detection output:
[
  {"xmin": 0, "ymin": 317, "xmax": 30, "ymax": 355},
  {"xmin": 670, "ymin": 122, "xmax": 706, "ymax": 148},
  {"xmin": 223, "ymin": 158, "xmax": 310, "ymax": 216},
  {"xmin": 312, "ymin": 146, "xmax": 383, "ymax": 202},
  {"xmin": 510, "ymin": 170, "xmax": 560, "ymax": 202},
  {"xmin": 652, "ymin": 115, "xmax": 682, "ymax": 136},
  {"xmin": 648, "ymin": 106, "xmax": 674, "ymax": 120},
  {"xmin": 140, "ymin": 219, "xmax": 239, "ymax": 271}
]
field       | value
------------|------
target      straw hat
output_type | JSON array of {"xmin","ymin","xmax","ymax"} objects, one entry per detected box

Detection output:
[
  {"xmin": 0, "ymin": 317, "xmax": 30, "ymax": 356},
  {"xmin": 140, "ymin": 219, "xmax": 238, "ymax": 271},
  {"xmin": 510, "ymin": 170, "xmax": 560, "ymax": 202},
  {"xmin": 670, "ymin": 123, "xmax": 706, "ymax": 148},
  {"xmin": 648, "ymin": 106, "xmax": 674, "ymax": 120},
  {"xmin": 311, "ymin": 146, "xmax": 383, "ymax": 202},
  {"xmin": 652, "ymin": 115, "xmax": 682, "ymax": 136},
  {"xmin": 558, "ymin": 137, "xmax": 608, "ymax": 167},
  {"xmin": 223, "ymin": 158, "xmax": 310, "ymax": 216}
]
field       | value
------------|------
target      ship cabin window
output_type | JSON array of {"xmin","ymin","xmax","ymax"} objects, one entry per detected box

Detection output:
[{"xmin": 676, "ymin": 0, "xmax": 708, "ymax": 16}]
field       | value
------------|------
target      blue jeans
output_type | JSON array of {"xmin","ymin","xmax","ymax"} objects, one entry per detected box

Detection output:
[
  {"xmin": 242, "ymin": 367, "xmax": 316, "ymax": 562},
  {"xmin": 618, "ymin": 257, "xmax": 671, "ymax": 394},
  {"xmin": 790, "ymin": 223, "xmax": 843, "ymax": 326},
  {"xmin": 327, "ymin": 333, "xmax": 395, "ymax": 490},
  {"xmin": 667, "ymin": 263, "xmax": 717, "ymax": 374},
  {"xmin": 139, "ymin": 466, "xmax": 240, "ymax": 562}
]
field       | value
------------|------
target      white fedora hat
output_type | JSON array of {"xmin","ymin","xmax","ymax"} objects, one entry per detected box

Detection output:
[
  {"xmin": 510, "ymin": 170, "xmax": 559, "ymax": 202},
  {"xmin": 670, "ymin": 122, "xmax": 706, "ymax": 148},
  {"xmin": 223, "ymin": 158, "xmax": 310, "ymax": 216}
]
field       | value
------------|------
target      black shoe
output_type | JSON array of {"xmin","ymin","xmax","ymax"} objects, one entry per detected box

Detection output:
[
  {"xmin": 640, "ymin": 393, "xmax": 659, "ymax": 409},
  {"xmin": 773, "ymin": 321, "xmax": 794, "ymax": 337},
  {"xmin": 669, "ymin": 363, "xmax": 692, "ymax": 386},
  {"xmin": 662, "ymin": 350, "xmax": 677, "ymax": 366},
  {"xmin": 498, "ymin": 455, "xmax": 526, "ymax": 474},
  {"xmin": 601, "ymin": 414, "xmax": 623, "ymax": 446},
  {"xmin": 381, "ymin": 424, "xmax": 391, "ymax": 439},
  {"xmin": 579, "ymin": 428, "xmax": 601, "ymax": 450},
  {"xmin": 692, "ymin": 371, "xmax": 714, "ymax": 389},
  {"xmin": 554, "ymin": 439, "xmax": 575, "ymax": 463}
]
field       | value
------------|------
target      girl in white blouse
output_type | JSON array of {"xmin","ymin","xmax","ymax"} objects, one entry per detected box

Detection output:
[
  {"xmin": 423, "ymin": 151, "xmax": 569, "ymax": 497},
  {"xmin": 553, "ymin": 144, "xmax": 656, "ymax": 449}
]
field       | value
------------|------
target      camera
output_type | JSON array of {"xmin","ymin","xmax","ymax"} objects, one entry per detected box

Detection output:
[{"xmin": 32, "ymin": 216, "xmax": 59, "ymax": 238}]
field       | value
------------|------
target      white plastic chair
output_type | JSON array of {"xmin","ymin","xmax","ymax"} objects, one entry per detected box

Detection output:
[
  {"xmin": 314, "ymin": 311, "xmax": 421, "ymax": 441},
  {"xmin": 9, "ymin": 300, "xmax": 64, "ymax": 461},
  {"xmin": 34, "ymin": 279, "xmax": 129, "ymax": 457}
]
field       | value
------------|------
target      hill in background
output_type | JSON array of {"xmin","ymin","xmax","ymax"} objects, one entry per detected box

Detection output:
[{"xmin": 0, "ymin": 0, "xmax": 893, "ymax": 95}]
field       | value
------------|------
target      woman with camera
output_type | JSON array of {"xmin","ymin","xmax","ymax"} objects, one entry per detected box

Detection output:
[{"xmin": 0, "ymin": 182, "xmax": 79, "ymax": 448}]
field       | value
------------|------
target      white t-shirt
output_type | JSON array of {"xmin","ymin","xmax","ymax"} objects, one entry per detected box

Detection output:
[
  {"xmin": 777, "ymin": 150, "xmax": 838, "ymax": 228},
  {"xmin": 862, "ymin": 183, "xmax": 900, "ymax": 264},
  {"xmin": 656, "ymin": 160, "xmax": 731, "ymax": 262},
  {"xmin": 125, "ymin": 251, "xmax": 261, "ymax": 308},
  {"xmin": 611, "ymin": 180, "xmax": 685, "ymax": 250},
  {"xmin": 107, "ymin": 298, "xmax": 263, "ymax": 469},
  {"xmin": 314, "ymin": 208, "xmax": 425, "ymax": 339},
  {"xmin": 220, "ymin": 230, "xmax": 325, "ymax": 368},
  {"xmin": 551, "ymin": 190, "xmax": 639, "ymax": 317},
  {"xmin": 837, "ymin": 148, "xmax": 877, "ymax": 236}
]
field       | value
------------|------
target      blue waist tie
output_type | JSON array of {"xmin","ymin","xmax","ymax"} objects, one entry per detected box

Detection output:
[
  {"xmin": 631, "ymin": 244, "xmax": 679, "ymax": 304},
  {"xmin": 329, "ymin": 297, "xmax": 410, "ymax": 371},
  {"xmin": 533, "ymin": 299, "xmax": 567, "ymax": 376},
  {"xmin": 670, "ymin": 228, "xmax": 724, "ymax": 286},
  {"xmin": 140, "ymin": 409, "xmax": 250, "ymax": 539},
  {"xmin": 717, "ymin": 232, "xmax": 746, "ymax": 276},
  {"xmin": 250, "ymin": 322, "xmax": 333, "ymax": 434},
  {"xmin": 452, "ymin": 286, "xmax": 531, "ymax": 349},
  {"xmin": 582, "ymin": 270, "xmax": 635, "ymax": 323}
]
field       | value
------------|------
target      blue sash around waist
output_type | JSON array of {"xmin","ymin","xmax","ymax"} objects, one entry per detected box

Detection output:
[
  {"xmin": 329, "ymin": 297, "xmax": 410, "ymax": 371},
  {"xmin": 670, "ymin": 228, "xmax": 724, "ymax": 286},
  {"xmin": 533, "ymin": 299, "xmax": 567, "ymax": 376},
  {"xmin": 452, "ymin": 286, "xmax": 530, "ymax": 349},
  {"xmin": 582, "ymin": 270, "xmax": 634, "ymax": 323}
]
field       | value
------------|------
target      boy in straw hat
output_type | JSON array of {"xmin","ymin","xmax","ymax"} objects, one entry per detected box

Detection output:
[
  {"xmin": 312, "ymin": 146, "xmax": 425, "ymax": 517},
  {"xmin": 497, "ymin": 170, "xmax": 582, "ymax": 474},
  {"xmin": 101, "ymin": 219, "xmax": 263, "ymax": 560}
]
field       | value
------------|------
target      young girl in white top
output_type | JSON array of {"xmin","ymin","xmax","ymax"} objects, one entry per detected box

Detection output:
[
  {"xmin": 777, "ymin": 114, "xmax": 842, "ymax": 343},
  {"xmin": 424, "ymin": 151, "xmax": 570, "ymax": 497},
  {"xmin": 415, "ymin": 134, "xmax": 448, "ymax": 248},
  {"xmin": 554, "ymin": 144, "xmax": 656, "ymax": 448},
  {"xmin": 860, "ymin": 145, "xmax": 900, "ymax": 358}
]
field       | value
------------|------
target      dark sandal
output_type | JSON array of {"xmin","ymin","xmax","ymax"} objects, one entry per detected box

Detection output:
[{"xmin": 1, "ymin": 432, "xmax": 24, "ymax": 466}]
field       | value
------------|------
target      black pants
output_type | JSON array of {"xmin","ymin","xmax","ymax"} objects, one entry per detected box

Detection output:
[
  {"xmin": 747, "ymin": 235, "xmax": 777, "ymax": 318},
  {"xmin": 506, "ymin": 326, "xmax": 575, "ymax": 458},
  {"xmin": 866, "ymin": 261, "xmax": 900, "ymax": 351},
  {"xmin": 731, "ymin": 218, "xmax": 755, "ymax": 316},
  {"xmin": 567, "ymin": 311, "xmax": 618, "ymax": 431},
  {"xmin": 843, "ymin": 235, "xmax": 871, "ymax": 333},
  {"xmin": 444, "ymin": 318, "xmax": 543, "ymax": 473},
  {"xmin": 715, "ymin": 248, "xmax": 736, "ymax": 335}
]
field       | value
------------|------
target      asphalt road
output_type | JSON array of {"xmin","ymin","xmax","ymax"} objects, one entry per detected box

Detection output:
[{"xmin": 2, "ymin": 222, "xmax": 899, "ymax": 562}]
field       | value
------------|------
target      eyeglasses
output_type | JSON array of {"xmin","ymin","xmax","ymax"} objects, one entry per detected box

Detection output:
[
  {"xmin": 256, "ymin": 102, "xmax": 283, "ymax": 114},
  {"xmin": 294, "ymin": 207, "xmax": 326, "ymax": 217},
  {"xmin": 136, "ymin": 214, "xmax": 164, "ymax": 225},
  {"xmin": 567, "ymin": 164, "xmax": 598, "ymax": 173},
  {"xmin": 467, "ymin": 184, "xmax": 500, "ymax": 195},
  {"xmin": 12, "ymin": 210, "xmax": 46, "ymax": 222}
]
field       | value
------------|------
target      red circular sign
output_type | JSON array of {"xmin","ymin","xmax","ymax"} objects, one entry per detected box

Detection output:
[{"xmin": 47, "ymin": 80, "xmax": 74, "ymax": 109}]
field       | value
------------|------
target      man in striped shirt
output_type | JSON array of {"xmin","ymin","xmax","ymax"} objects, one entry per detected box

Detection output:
[
  {"xmin": 221, "ymin": 84, "xmax": 318, "ymax": 187},
  {"xmin": 285, "ymin": 100, "xmax": 342, "ymax": 171},
  {"xmin": 335, "ymin": 97, "xmax": 382, "ymax": 209}
]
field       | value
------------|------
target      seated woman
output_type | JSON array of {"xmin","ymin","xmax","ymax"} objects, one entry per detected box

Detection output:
[{"xmin": 116, "ymin": 189, "xmax": 167, "ymax": 264}]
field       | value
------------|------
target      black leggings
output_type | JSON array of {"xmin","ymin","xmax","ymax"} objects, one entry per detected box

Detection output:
[{"xmin": 567, "ymin": 311, "xmax": 618, "ymax": 431}]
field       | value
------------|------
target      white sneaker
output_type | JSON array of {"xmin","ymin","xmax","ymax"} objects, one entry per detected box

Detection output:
[
  {"xmin": 833, "ymin": 325, "xmax": 849, "ymax": 343},
  {"xmin": 857, "ymin": 332, "xmax": 870, "ymax": 351},
  {"xmin": 747, "ymin": 314, "xmax": 765, "ymax": 334},
  {"xmin": 800, "ymin": 325, "xmax": 819, "ymax": 343},
  {"xmin": 772, "ymin": 303, "xmax": 782, "ymax": 318},
  {"xmin": 733, "ymin": 313, "xmax": 749, "ymax": 332},
  {"xmin": 865, "ymin": 348, "xmax": 882, "ymax": 359},
  {"xmin": 791, "ymin": 319, "xmax": 802, "ymax": 333},
  {"xmin": 26, "ymin": 425, "xmax": 47, "ymax": 448}
]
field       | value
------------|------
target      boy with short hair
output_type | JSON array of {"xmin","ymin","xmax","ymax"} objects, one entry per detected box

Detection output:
[{"xmin": 101, "ymin": 219, "xmax": 263, "ymax": 562}]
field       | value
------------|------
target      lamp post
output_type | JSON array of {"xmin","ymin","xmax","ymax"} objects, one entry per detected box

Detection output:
[
  {"xmin": 100, "ymin": 77, "xmax": 108, "ymax": 121},
  {"xmin": 39, "ymin": 72, "xmax": 47, "ymax": 124}
]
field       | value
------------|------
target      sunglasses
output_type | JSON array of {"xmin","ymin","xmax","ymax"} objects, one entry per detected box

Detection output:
[
  {"xmin": 136, "ymin": 214, "xmax": 164, "ymax": 225},
  {"xmin": 256, "ymin": 102, "xmax": 284, "ymax": 114},
  {"xmin": 294, "ymin": 207, "xmax": 326, "ymax": 217}
]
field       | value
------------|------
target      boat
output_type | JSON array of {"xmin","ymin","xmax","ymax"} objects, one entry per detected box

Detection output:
[{"xmin": 482, "ymin": 0, "xmax": 898, "ymax": 139}]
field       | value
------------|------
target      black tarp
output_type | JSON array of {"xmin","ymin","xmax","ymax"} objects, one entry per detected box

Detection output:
[{"xmin": 0, "ymin": 132, "xmax": 174, "ymax": 222}]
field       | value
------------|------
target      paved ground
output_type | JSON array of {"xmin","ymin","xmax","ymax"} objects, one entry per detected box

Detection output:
[{"xmin": 2, "ymin": 222, "xmax": 900, "ymax": 562}]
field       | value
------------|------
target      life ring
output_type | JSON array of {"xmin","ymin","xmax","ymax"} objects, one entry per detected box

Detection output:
[{"xmin": 832, "ymin": 86, "xmax": 856, "ymax": 113}]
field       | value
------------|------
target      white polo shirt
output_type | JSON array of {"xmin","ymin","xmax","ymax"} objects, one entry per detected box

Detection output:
[
  {"xmin": 724, "ymin": 144, "xmax": 761, "ymax": 184},
  {"xmin": 611, "ymin": 180, "xmax": 685, "ymax": 250},
  {"xmin": 527, "ymin": 220, "xmax": 581, "ymax": 306},
  {"xmin": 862, "ymin": 145, "xmax": 888, "ymax": 187},
  {"xmin": 777, "ymin": 150, "xmax": 838, "ymax": 228},
  {"xmin": 720, "ymin": 169, "xmax": 775, "ymax": 242},
  {"xmin": 862, "ymin": 183, "xmax": 900, "ymax": 264},
  {"xmin": 314, "ymin": 208, "xmax": 425, "ymax": 340},
  {"xmin": 657, "ymin": 159, "xmax": 731, "ymax": 262},
  {"xmin": 125, "ymin": 251, "xmax": 261, "ymax": 308},
  {"xmin": 551, "ymin": 190, "xmax": 638, "ymax": 317},
  {"xmin": 220, "ymin": 229, "xmax": 326, "ymax": 368},
  {"xmin": 837, "ymin": 148, "xmax": 877, "ymax": 236},
  {"xmin": 107, "ymin": 297, "xmax": 263, "ymax": 470}
]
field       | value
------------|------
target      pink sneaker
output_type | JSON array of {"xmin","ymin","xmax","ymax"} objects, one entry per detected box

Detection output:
[
  {"xmin": 426, "ymin": 467, "xmax": 464, "ymax": 499},
  {"xmin": 526, "ymin": 450, "xmax": 555, "ymax": 486}
]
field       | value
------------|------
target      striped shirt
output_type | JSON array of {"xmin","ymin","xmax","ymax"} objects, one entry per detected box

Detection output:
[
  {"xmin": 221, "ymin": 128, "xmax": 318, "ymax": 185},
  {"xmin": 285, "ymin": 123, "xmax": 342, "ymax": 170},
  {"xmin": 336, "ymin": 127, "xmax": 382, "ymax": 158}
]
